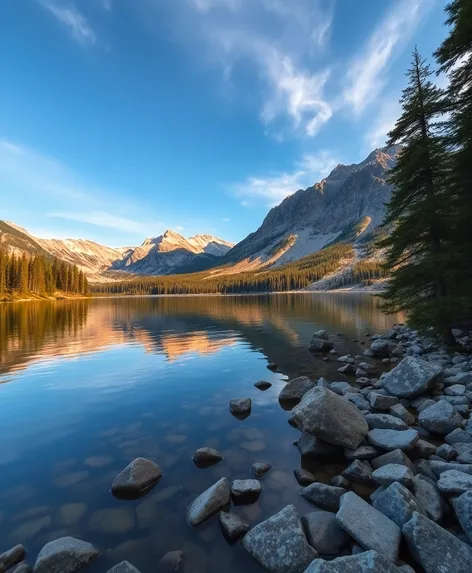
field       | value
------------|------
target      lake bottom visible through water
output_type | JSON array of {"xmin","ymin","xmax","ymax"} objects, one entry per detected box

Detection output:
[{"xmin": 0, "ymin": 294, "xmax": 402, "ymax": 573}]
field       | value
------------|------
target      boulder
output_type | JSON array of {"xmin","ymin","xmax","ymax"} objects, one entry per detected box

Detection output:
[
  {"xmin": 112, "ymin": 458, "xmax": 163, "ymax": 498},
  {"xmin": 437, "ymin": 470, "xmax": 472, "ymax": 494},
  {"xmin": 372, "ymin": 482, "xmax": 423, "ymax": 528},
  {"xmin": 411, "ymin": 475, "xmax": 442, "ymax": 522},
  {"xmin": 251, "ymin": 463, "xmax": 272, "ymax": 478},
  {"xmin": 370, "ymin": 339, "xmax": 390, "ymax": 357},
  {"xmin": 452, "ymin": 491, "xmax": 472, "ymax": 543},
  {"xmin": 342, "ymin": 460, "xmax": 374, "ymax": 484},
  {"xmin": 403, "ymin": 512, "xmax": 472, "ymax": 573},
  {"xmin": 0, "ymin": 546, "xmax": 25, "ymax": 572},
  {"xmin": 372, "ymin": 464, "xmax": 413, "ymax": 487},
  {"xmin": 278, "ymin": 377, "xmax": 315, "ymax": 403},
  {"xmin": 300, "ymin": 483, "xmax": 347, "ymax": 511},
  {"xmin": 304, "ymin": 551, "xmax": 403, "ymax": 572},
  {"xmin": 229, "ymin": 398, "xmax": 251, "ymax": 415},
  {"xmin": 192, "ymin": 448, "xmax": 223, "ymax": 468},
  {"xmin": 418, "ymin": 401, "xmax": 463, "ymax": 435},
  {"xmin": 292, "ymin": 388, "xmax": 369, "ymax": 449},
  {"xmin": 365, "ymin": 414, "xmax": 407, "ymax": 431},
  {"xmin": 309, "ymin": 337, "xmax": 333, "ymax": 352},
  {"xmin": 219, "ymin": 511, "xmax": 251, "ymax": 542},
  {"xmin": 187, "ymin": 478, "xmax": 230, "ymax": 526},
  {"xmin": 106, "ymin": 562, "xmax": 141, "ymax": 573},
  {"xmin": 301, "ymin": 510, "xmax": 350, "ymax": 555},
  {"xmin": 254, "ymin": 380, "xmax": 272, "ymax": 391},
  {"xmin": 34, "ymin": 537, "xmax": 98, "ymax": 573},
  {"xmin": 231, "ymin": 479, "xmax": 262, "ymax": 502},
  {"xmin": 296, "ymin": 433, "xmax": 340, "ymax": 457},
  {"xmin": 242, "ymin": 505, "xmax": 317, "ymax": 573},
  {"xmin": 367, "ymin": 429, "xmax": 419, "ymax": 451},
  {"xmin": 382, "ymin": 357, "xmax": 443, "ymax": 398},
  {"xmin": 336, "ymin": 492, "xmax": 400, "ymax": 562},
  {"xmin": 445, "ymin": 428, "xmax": 472, "ymax": 445},
  {"xmin": 294, "ymin": 469, "xmax": 316, "ymax": 486}
]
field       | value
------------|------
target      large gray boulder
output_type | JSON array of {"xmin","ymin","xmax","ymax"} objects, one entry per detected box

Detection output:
[
  {"xmin": 242, "ymin": 505, "xmax": 317, "ymax": 573},
  {"xmin": 367, "ymin": 429, "xmax": 419, "ymax": 451},
  {"xmin": 452, "ymin": 491, "xmax": 472, "ymax": 543},
  {"xmin": 304, "ymin": 551, "xmax": 403, "ymax": 572},
  {"xmin": 278, "ymin": 377, "xmax": 315, "ymax": 403},
  {"xmin": 187, "ymin": 477, "xmax": 230, "ymax": 526},
  {"xmin": 403, "ymin": 512, "xmax": 472, "ymax": 573},
  {"xmin": 382, "ymin": 357, "xmax": 443, "ymax": 398},
  {"xmin": 418, "ymin": 401, "xmax": 463, "ymax": 435},
  {"xmin": 292, "ymin": 388, "xmax": 368, "ymax": 449},
  {"xmin": 301, "ymin": 510, "xmax": 350, "ymax": 555},
  {"xmin": 106, "ymin": 562, "xmax": 141, "ymax": 573},
  {"xmin": 336, "ymin": 492, "xmax": 400, "ymax": 562},
  {"xmin": 300, "ymin": 483, "xmax": 346, "ymax": 511},
  {"xmin": 112, "ymin": 458, "xmax": 163, "ymax": 498},
  {"xmin": 411, "ymin": 475, "xmax": 442, "ymax": 522},
  {"xmin": 34, "ymin": 537, "xmax": 98, "ymax": 573},
  {"xmin": 372, "ymin": 482, "xmax": 423, "ymax": 528}
]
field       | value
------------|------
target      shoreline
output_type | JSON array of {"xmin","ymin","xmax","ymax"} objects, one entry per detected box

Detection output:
[{"xmin": 0, "ymin": 293, "xmax": 91, "ymax": 304}]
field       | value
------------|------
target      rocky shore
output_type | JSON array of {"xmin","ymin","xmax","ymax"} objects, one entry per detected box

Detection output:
[{"xmin": 2, "ymin": 324, "xmax": 472, "ymax": 573}]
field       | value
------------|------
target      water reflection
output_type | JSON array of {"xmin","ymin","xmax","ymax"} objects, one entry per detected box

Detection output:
[{"xmin": 0, "ymin": 294, "xmax": 401, "ymax": 573}]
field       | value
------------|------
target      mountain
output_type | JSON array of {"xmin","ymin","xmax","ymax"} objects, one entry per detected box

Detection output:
[
  {"xmin": 221, "ymin": 146, "xmax": 400, "ymax": 272},
  {"xmin": 0, "ymin": 223, "xmax": 233, "ymax": 281}
]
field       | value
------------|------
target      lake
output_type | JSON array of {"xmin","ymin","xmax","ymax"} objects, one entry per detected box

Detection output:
[{"xmin": 0, "ymin": 294, "xmax": 401, "ymax": 572}]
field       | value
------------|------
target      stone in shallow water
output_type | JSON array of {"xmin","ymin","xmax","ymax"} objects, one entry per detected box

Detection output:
[
  {"xmin": 418, "ymin": 400, "xmax": 463, "ymax": 435},
  {"xmin": 157, "ymin": 550, "xmax": 184, "ymax": 573},
  {"xmin": 300, "ymin": 483, "xmax": 347, "ymax": 511},
  {"xmin": 219, "ymin": 511, "xmax": 251, "ymax": 542},
  {"xmin": 187, "ymin": 478, "xmax": 230, "ymax": 526},
  {"xmin": 229, "ymin": 398, "xmax": 251, "ymax": 415},
  {"xmin": 304, "ymin": 550, "xmax": 403, "ymax": 572},
  {"xmin": 372, "ymin": 464, "xmax": 414, "ymax": 487},
  {"xmin": 367, "ymin": 429, "xmax": 419, "ymax": 451},
  {"xmin": 370, "ymin": 339, "xmax": 390, "ymax": 357},
  {"xmin": 231, "ymin": 479, "xmax": 262, "ymax": 503},
  {"xmin": 34, "ymin": 537, "xmax": 98, "ymax": 573},
  {"xmin": 89, "ymin": 508, "xmax": 134, "ymax": 534},
  {"xmin": 336, "ymin": 492, "xmax": 400, "ymax": 562},
  {"xmin": 0, "ymin": 545, "xmax": 25, "ymax": 572},
  {"xmin": 56, "ymin": 503, "xmax": 87, "ymax": 527},
  {"xmin": 254, "ymin": 380, "xmax": 272, "ymax": 391},
  {"xmin": 278, "ymin": 376, "xmax": 315, "ymax": 402},
  {"xmin": 242, "ymin": 504, "xmax": 317, "ymax": 573},
  {"xmin": 111, "ymin": 458, "xmax": 163, "ymax": 499},
  {"xmin": 403, "ymin": 511, "xmax": 472, "ymax": 573},
  {"xmin": 292, "ymin": 388, "xmax": 369, "ymax": 449},
  {"xmin": 309, "ymin": 337, "xmax": 333, "ymax": 352},
  {"xmin": 192, "ymin": 448, "xmax": 223, "ymax": 468},
  {"xmin": 294, "ymin": 469, "xmax": 315, "ymax": 486},
  {"xmin": 106, "ymin": 562, "xmax": 141, "ymax": 573},
  {"xmin": 251, "ymin": 463, "xmax": 271, "ymax": 478},
  {"xmin": 9, "ymin": 562, "xmax": 31, "ymax": 573},
  {"xmin": 372, "ymin": 482, "xmax": 423, "ymax": 528},
  {"xmin": 437, "ymin": 470, "xmax": 472, "ymax": 494},
  {"xmin": 381, "ymin": 357, "xmax": 443, "ymax": 398},
  {"xmin": 452, "ymin": 491, "xmax": 472, "ymax": 543},
  {"xmin": 301, "ymin": 510, "xmax": 350, "ymax": 556},
  {"xmin": 296, "ymin": 433, "xmax": 340, "ymax": 458}
]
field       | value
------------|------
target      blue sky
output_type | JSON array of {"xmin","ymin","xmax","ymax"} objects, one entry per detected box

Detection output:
[{"xmin": 1, "ymin": 0, "xmax": 448, "ymax": 247}]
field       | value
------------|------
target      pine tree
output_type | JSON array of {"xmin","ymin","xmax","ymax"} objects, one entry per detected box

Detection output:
[
  {"xmin": 380, "ymin": 48, "xmax": 455, "ymax": 341},
  {"xmin": 19, "ymin": 254, "xmax": 29, "ymax": 294},
  {"xmin": 435, "ymin": 0, "xmax": 472, "ymax": 325}
]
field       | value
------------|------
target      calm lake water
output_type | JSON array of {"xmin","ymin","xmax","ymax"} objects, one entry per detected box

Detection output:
[{"xmin": 0, "ymin": 294, "xmax": 401, "ymax": 572}]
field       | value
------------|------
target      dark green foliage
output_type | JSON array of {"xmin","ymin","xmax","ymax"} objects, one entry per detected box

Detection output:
[
  {"xmin": 0, "ymin": 249, "xmax": 88, "ymax": 298},
  {"xmin": 92, "ymin": 244, "xmax": 352, "ymax": 295},
  {"xmin": 379, "ymin": 48, "xmax": 455, "ymax": 339}
]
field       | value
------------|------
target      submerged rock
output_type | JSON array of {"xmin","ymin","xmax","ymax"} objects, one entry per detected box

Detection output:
[
  {"xmin": 219, "ymin": 511, "xmax": 251, "ymax": 542},
  {"xmin": 192, "ymin": 448, "xmax": 223, "ymax": 468},
  {"xmin": 242, "ymin": 505, "xmax": 317, "ymax": 573},
  {"xmin": 251, "ymin": 463, "xmax": 272, "ymax": 478},
  {"xmin": 309, "ymin": 337, "xmax": 334, "ymax": 352},
  {"xmin": 157, "ymin": 551, "xmax": 184, "ymax": 573},
  {"xmin": 304, "ymin": 551, "xmax": 403, "ymax": 572},
  {"xmin": 296, "ymin": 433, "xmax": 340, "ymax": 457},
  {"xmin": 382, "ymin": 357, "xmax": 443, "ymax": 398},
  {"xmin": 294, "ymin": 469, "xmax": 316, "ymax": 486},
  {"xmin": 187, "ymin": 478, "xmax": 230, "ymax": 526},
  {"xmin": 34, "ymin": 537, "xmax": 99, "ymax": 573},
  {"xmin": 292, "ymin": 388, "xmax": 368, "ymax": 449},
  {"xmin": 112, "ymin": 458, "xmax": 163, "ymax": 499}
]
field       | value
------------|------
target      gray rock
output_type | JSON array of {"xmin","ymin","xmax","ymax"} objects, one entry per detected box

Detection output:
[
  {"xmin": 372, "ymin": 482, "xmax": 422, "ymax": 528},
  {"xmin": 219, "ymin": 511, "xmax": 251, "ymax": 541},
  {"xmin": 342, "ymin": 460, "xmax": 374, "ymax": 484},
  {"xmin": 314, "ymin": 329, "xmax": 329, "ymax": 340},
  {"xmin": 371, "ymin": 449, "xmax": 414, "ymax": 471},
  {"xmin": 229, "ymin": 398, "xmax": 251, "ymax": 415},
  {"xmin": 416, "ymin": 398, "xmax": 436, "ymax": 413},
  {"xmin": 430, "ymin": 460, "xmax": 472, "ymax": 477},
  {"xmin": 231, "ymin": 479, "xmax": 262, "ymax": 501},
  {"xmin": 294, "ymin": 469, "xmax": 316, "ymax": 486},
  {"xmin": 356, "ymin": 368, "xmax": 367, "ymax": 378},
  {"xmin": 8, "ymin": 562, "xmax": 31, "ymax": 573},
  {"xmin": 242, "ymin": 505, "xmax": 317, "ymax": 573},
  {"xmin": 0, "ymin": 545, "xmax": 25, "ymax": 572},
  {"xmin": 292, "ymin": 388, "xmax": 369, "ymax": 449},
  {"xmin": 452, "ymin": 491, "xmax": 472, "ymax": 543},
  {"xmin": 106, "ymin": 562, "xmax": 141, "ymax": 573},
  {"xmin": 436, "ymin": 443, "xmax": 456, "ymax": 460},
  {"xmin": 346, "ymin": 393, "xmax": 371, "ymax": 411},
  {"xmin": 403, "ymin": 511, "xmax": 472, "ymax": 573},
  {"xmin": 365, "ymin": 414, "xmax": 407, "ymax": 431},
  {"xmin": 344, "ymin": 445, "xmax": 378, "ymax": 460},
  {"xmin": 437, "ymin": 470, "xmax": 472, "ymax": 494},
  {"xmin": 389, "ymin": 404, "xmax": 415, "ymax": 425},
  {"xmin": 412, "ymin": 439, "xmax": 436, "ymax": 458},
  {"xmin": 369, "ymin": 394, "xmax": 399, "ymax": 410},
  {"xmin": 301, "ymin": 510, "xmax": 350, "ymax": 556},
  {"xmin": 192, "ymin": 448, "xmax": 223, "ymax": 467},
  {"xmin": 300, "ymin": 483, "xmax": 346, "ymax": 511},
  {"xmin": 337, "ymin": 364, "xmax": 356, "ymax": 375},
  {"xmin": 251, "ymin": 463, "xmax": 272, "ymax": 478},
  {"xmin": 336, "ymin": 492, "xmax": 400, "ymax": 562},
  {"xmin": 338, "ymin": 354, "xmax": 356, "ymax": 364},
  {"xmin": 309, "ymin": 337, "xmax": 333, "ymax": 352},
  {"xmin": 329, "ymin": 381, "xmax": 352, "ymax": 395},
  {"xmin": 279, "ymin": 377, "xmax": 315, "ymax": 402},
  {"xmin": 254, "ymin": 380, "xmax": 272, "ymax": 390},
  {"xmin": 187, "ymin": 478, "xmax": 230, "ymax": 526},
  {"xmin": 372, "ymin": 464, "xmax": 413, "ymax": 487},
  {"xmin": 304, "ymin": 551, "xmax": 403, "ymax": 572},
  {"xmin": 367, "ymin": 429, "xmax": 419, "ymax": 451},
  {"xmin": 418, "ymin": 401, "xmax": 463, "ymax": 435},
  {"xmin": 370, "ymin": 339, "xmax": 390, "ymax": 357},
  {"xmin": 33, "ymin": 537, "xmax": 98, "ymax": 573},
  {"xmin": 112, "ymin": 457, "xmax": 163, "ymax": 498},
  {"xmin": 411, "ymin": 475, "xmax": 442, "ymax": 522},
  {"xmin": 330, "ymin": 475, "xmax": 349, "ymax": 488},
  {"xmin": 445, "ymin": 428, "xmax": 472, "ymax": 445},
  {"xmin": 382, "ymin": 357, "xmax": 443, "ymax": 398},
  {"xmin": 359, "ymin": 362, "xmax": 375, "ymax": 373},
  {"xmin": 444, "ymin": 384, "xmax": 466, "ymax": 396},
  {"xmin": 296, "ymin": 433, "xmax": 340, "ymax": 457}
]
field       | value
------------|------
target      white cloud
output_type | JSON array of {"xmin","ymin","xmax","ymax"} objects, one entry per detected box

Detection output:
[
  {"xmin": 232, "ymin": 149, "xmax": 339, "ymax": 206},
  {"xmin": 38, "ymin": 0, "xmax": 96, "ymax": 46},
  {"xmin": 344, "ymin": 0, "xmax": 432, "ymax": 114},
  {"xmin": 190, "ymin": 0, "xmax": 241, "ymax": 13}
]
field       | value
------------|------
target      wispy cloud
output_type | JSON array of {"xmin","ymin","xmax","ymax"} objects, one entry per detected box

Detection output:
[
  {"xmin": 365, "ymin": 99, "xmax": 401, "ymax": 150},
  {"xmin": 231, "ymin": 149, "xmax": 339, "ymax": 206},
  {"xmin": 38, "ymin": 0, "xmax": 96, "ymax": 46},
  {"xmin": 47, "ymin": 212, "xmax": 154, "ymax": 234},
  {"xmin": 343, "ymin": 0, "xmax": 431, "ymax": 114}
]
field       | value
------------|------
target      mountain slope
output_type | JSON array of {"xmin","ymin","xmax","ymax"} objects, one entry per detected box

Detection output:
[
  {"xmin": 0, "ymin": 221, "xmax": 51, "ymax": 257},
  {"xmin": 220, "ymin": 146, "xmax": 400, "ymax": 272}
]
